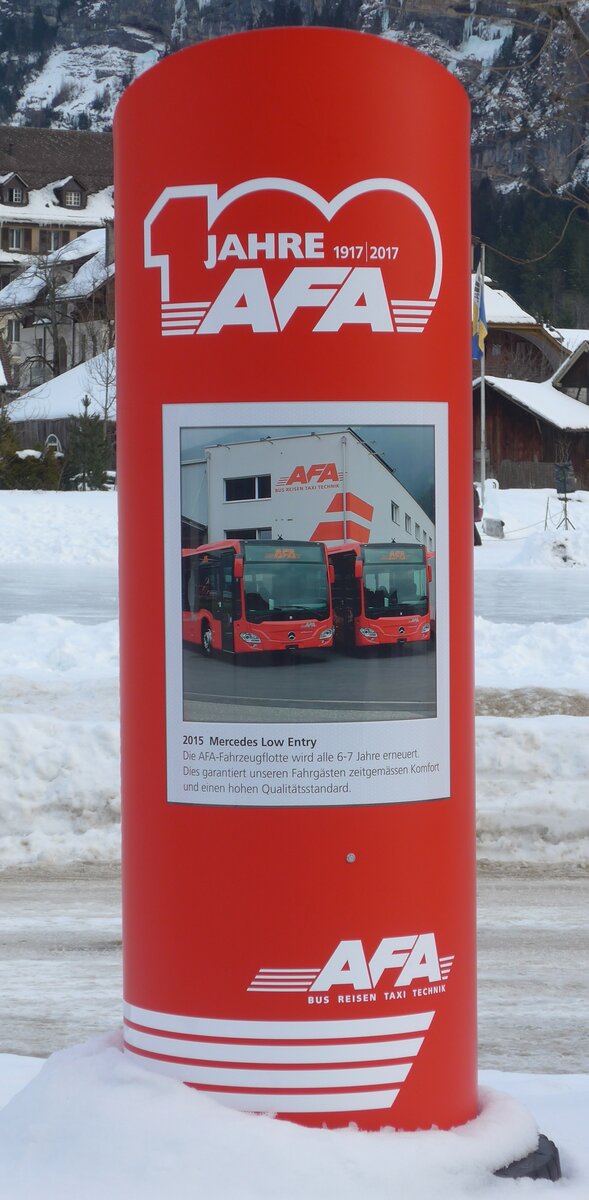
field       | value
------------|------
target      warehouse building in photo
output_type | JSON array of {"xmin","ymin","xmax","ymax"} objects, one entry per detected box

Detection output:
[{"xmin": 180, "ymin": 428, "xmax": 435, "ymax": 550}]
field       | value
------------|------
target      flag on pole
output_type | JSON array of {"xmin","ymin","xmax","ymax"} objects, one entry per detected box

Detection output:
[{"xmin": 472, "ymin": 264, "xmax": 487, "ymax": 360}]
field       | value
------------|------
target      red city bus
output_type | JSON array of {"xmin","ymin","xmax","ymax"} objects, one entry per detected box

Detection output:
[
  {"xmin": 329, "ymin": 542, "xmax": 434, "ymax": 649},
  {"xmin": 182, "ymin": 539, "xmax": 335, "ymax": 655}
]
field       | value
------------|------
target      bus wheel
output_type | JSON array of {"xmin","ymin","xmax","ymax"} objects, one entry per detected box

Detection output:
[{"xmin": 201, "ymin": 623, "xmax": 213, "ymax": 656}]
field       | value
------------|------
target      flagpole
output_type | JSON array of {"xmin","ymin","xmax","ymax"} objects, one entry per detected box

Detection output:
[{"xmin": 480, "ymin": 243, "xmax": 486, "ymax": 508}]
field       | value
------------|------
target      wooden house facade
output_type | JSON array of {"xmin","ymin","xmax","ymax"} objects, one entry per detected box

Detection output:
[{"xmin": 473, "ymin": 376, "xmax": 589, "ymax": 489}]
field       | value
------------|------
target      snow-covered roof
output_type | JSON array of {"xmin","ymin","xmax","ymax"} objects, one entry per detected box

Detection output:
[
  {"xmin": 8, "ymin": 349, "xmax": 115, "ymax": 421},
  {"xmin": 0, "ymin": 183, "xmax": 113, "ymax": 228},
  {"xmin": 0, "ymin": 358, "xmax": 7, "ymax": 387},
  {"xmin": 0, "ymin": 262, "xmax": 46, "ymax": 309},
  {"xmin": 474, "ymin": 374, "xmax": 589, "ymax": 431},
  {"xmin": 554, "ymin": 329, "xmax": 589, "ymax": 354},
  {"xmin": 0, "ymin": 228, "xmax": 108, "ymax": 310},
  {"xmin": 0, "ymin": 248, "xmax": 26, "ymax": 266},
  {"xmin": 472, "ymin": 275, "xmax": 537, "ymax": 326},
  {"xmin": 48, "ymin": 226, "xmax": 105, "ymax": 263},
  {"xmin": 56, "ymin": 249, "xmax": 114, "ymax": 301}
]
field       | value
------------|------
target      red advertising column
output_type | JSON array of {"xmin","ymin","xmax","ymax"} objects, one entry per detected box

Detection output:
[{"xmin": 115, "ymin": 28, "xmax": 476, "ymax": 1132}]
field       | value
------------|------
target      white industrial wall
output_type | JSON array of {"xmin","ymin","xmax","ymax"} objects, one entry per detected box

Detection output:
[{"xmin": 198, "ymin": 430, "xmax": 435, "ymax": 548}]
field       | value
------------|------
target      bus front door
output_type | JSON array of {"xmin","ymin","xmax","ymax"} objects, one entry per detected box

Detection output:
[{"xmin": 220, "ymin": 558, "xmax": 235, "ymax": 652}]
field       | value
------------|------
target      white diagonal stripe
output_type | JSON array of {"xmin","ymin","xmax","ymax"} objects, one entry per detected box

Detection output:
[
  {"xmin": 124, "ymin": 1027, "xmax": 425, "ymax": 1064},
  {"xmin": 391, "ymin": 299, "xmax": 435, "ymax": 307},
  {"xmin": 392, "ymin": 308, "xmax": 432, "ymax": 316},
  {"xmin": 247, "ymin": 986, "xmax": 311, "ymax": 992},
  {"xmin": 123, "ymin": 1049, "xmax": 412, "ymax": 1089},
  {"xmin": 161, "ymin": 301, "xmax": 211, "ymax": 309},
  {"xmin": 257, "ymin": 969, "xmax": 321, "ymax": 974},
  {"xmin": 199, "ymin": 1088, "xmax": 401, "ymax": 1113},
  {"xmin": 123, "ymin": 1002, "xmax": 435, "ymax": 1040},
  {"xmin": 161, "ymin": 320, "xmax": 202, "ymax": 327}
]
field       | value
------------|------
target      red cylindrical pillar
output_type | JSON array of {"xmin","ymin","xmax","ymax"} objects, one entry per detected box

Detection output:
[{"xmin": 115, "ymin": 28, "xmax": 475, "ymax": 1132}]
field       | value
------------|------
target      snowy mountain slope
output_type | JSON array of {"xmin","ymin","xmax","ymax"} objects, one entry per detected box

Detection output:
[{"xmin": 0, "ymin": 2, "xmax": 588, "ymax": 192}]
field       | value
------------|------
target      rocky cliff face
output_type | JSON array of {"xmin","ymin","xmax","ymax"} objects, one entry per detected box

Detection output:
[{"xmin": 1, "ymin": 1, "xmax": 588, "ymax": 194}]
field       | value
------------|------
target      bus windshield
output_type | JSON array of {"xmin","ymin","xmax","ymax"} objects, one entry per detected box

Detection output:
[
  {"xmin": 363, "ymin": 562, "xmax": 428, "ymax": 618},
  {"xmin": 243, "ymin": 546, "xmax": 329, "ymax": 622}
]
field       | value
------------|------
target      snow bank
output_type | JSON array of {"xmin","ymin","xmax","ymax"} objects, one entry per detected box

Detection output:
[
  {"xmin": 0, "ymin": 711, "xmax": 587, "ymax": 869},
  {"xmin": 0, "ymin": 614, "xmax": 119, "ymax": 684},
  {"xmin": 0, "ymin": 1034, "xmax": 544, "ymax": 1200},
  {"xmin": 496, "ymin": 530, "xmax": 589, "ymax": 569},
  {"xmin": 477, "ymin": 716, "xmax": 589, "ymax": 866},
  {"xmin": 476, "ymin": 486, "xmax": 589, "ymax": 569},
  {"xmin": 0, "ymin": 617, "xmax": 120, "ymax": 864},
  {"xmin": 476, "ymin": 616, "xmax": 589, "ymax": 689},
  {"xmin": 0, "ymin": 491, "xmax": 118, "ymax": 565},
  {"xmin": 0, "ymin": 712, "xmax": 120, "ymax": 866}
]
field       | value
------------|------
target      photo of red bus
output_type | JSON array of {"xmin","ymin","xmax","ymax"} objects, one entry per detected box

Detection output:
[
  {"xmin": 328, "ymin": 542, "xmax": 434, "ymax": 649},
  {"xmin": 182, "ymin": 539, "xmax": 334, "ymax": 656}
]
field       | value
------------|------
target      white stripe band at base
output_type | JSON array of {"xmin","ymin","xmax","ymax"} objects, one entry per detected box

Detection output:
[
  {"xmin": 123, "ymin": 1002, "xmax": 435, "ymax": 1040},
  {"xmin": 198, "ymin": 1088, "xmax": 401, "ymax": 1113},
  {"xmin": 124, "ymin": 1046, "xmax": 411, "ymax": 1088},
  {"xmin": 124, "ymin": 1027, "xmax": 425, "ymax": 1064}
]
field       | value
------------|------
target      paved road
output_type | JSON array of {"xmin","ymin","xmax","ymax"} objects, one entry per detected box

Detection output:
[
  {"xmin": 0, "ymin": 565, "xmax": 118, "ymax": 624},
  {"xmin": 1, "ymin": 866, "xmax": 587, "ymax": 1073},
  {"xmin": 183, "ymin": 642, "xmax": 436, "ymax": 723},
  {"xmin": 2, "ymin": 564, "xmax": 587, "ymax": 628},
  {"xmin": 475, "ymin": 568, "xmax": 589, "ymax": 624}
]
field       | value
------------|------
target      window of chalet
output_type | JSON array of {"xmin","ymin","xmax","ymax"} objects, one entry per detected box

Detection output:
[
  {"xmin": 8, "ymin": 186, "xmax": 24, "ymax": 204},
  {"xmin": 3, "ymin": 227, "xmax": 31, "ymax": 253},
  {"xmin": 64, "ymin": 190, "xmax": 82, "ymax": 208},
  {"xmin": 8, "ymin": 228, "xmax": 23, "ymax": 250},
  {"xmin": 7, "ymin": 319, "xmax": 20, "ymax": 343},
  {"xmin": 40, "ymin": 229, "xmax": 66, "ymax": 253}
]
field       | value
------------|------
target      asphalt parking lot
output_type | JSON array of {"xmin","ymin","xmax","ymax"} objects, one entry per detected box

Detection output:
[{"xmin": 183, "ymin": 641, "xmax": 436, "ymax": 723}]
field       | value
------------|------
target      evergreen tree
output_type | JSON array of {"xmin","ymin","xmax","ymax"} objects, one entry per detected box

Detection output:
[
  {"xmin": 63, "ymin": 396, "xmax": 108, "ymax": 490},
  {"xmin": 0, "ymin": 408, "xmax": 62, "ymax": 489},
  {"xmin": 31, "ymin": 7, "xmax": 54, "ymax": 53},
  {"xmin": 0, "ymin": 405, "xmax": 19, "ymax": 488}
]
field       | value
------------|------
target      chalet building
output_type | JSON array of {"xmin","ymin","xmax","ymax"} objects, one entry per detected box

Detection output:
[
  {"xmin": 0, "ymin": 128, "xmax": 114, "ymax": 395},
  {"xmin": 0, "ymin": 223, "xmax": 114, "ymax": 392},
  {"xmin": 473, "ymin": 373, "xmax": 589, "ymax": 489},
  {"xmin": 0, "ymin": 126, "xmax": 112, "ymax": 264},
  {"xmin": 7, "ymin": 348, "xmax": 116, "ymax": 465},
  {"xmin": 472, "ymin": 276, "xmax": 566, "ymax": 382}
]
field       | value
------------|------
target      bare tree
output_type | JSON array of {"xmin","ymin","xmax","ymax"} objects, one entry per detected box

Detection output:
[{"xmin": 86, "ymin": 340, "xmax": 116, "ymax": 441}]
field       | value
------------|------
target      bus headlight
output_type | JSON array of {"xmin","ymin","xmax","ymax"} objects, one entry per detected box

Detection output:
[
  {"xmin": 319, "ymin": 627, "xmax": 334, "ymax": 641},
  {"xmin": 422, "ymin": 623, "xmax": 430, "ymax": 634},
  {"xmin": 239, "ymin": 632, "xmax": 262, "ymax": 646},
  {"xmin": 359, "ymin": 627, "xmax": 378, "ymax": 640}
]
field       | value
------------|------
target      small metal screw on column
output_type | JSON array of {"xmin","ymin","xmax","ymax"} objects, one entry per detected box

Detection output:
[{"xmin": 346, "ymin": 853, "xmax": 356, "ymax": 863}]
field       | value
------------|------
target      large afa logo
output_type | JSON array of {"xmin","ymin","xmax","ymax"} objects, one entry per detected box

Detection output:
[{"xmin": 144, "ymin": 178, "xmax": 443, "ymax": 337}]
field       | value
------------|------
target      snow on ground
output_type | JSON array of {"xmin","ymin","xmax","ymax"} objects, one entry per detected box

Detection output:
[
  {"xmin": 477, "ymin": 483, "xmax": 589, "ymax": 568},
  {"xmin": 0, "ymin": 1035, "xmax": 585, "ymax": 1200},
  {"xmin": 1, "ymin": 487, "xmax": 588, "ymax": 867},
  {"xmin": 0, "ymin": 490, "xmax": 118, "ymax": 563}
]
